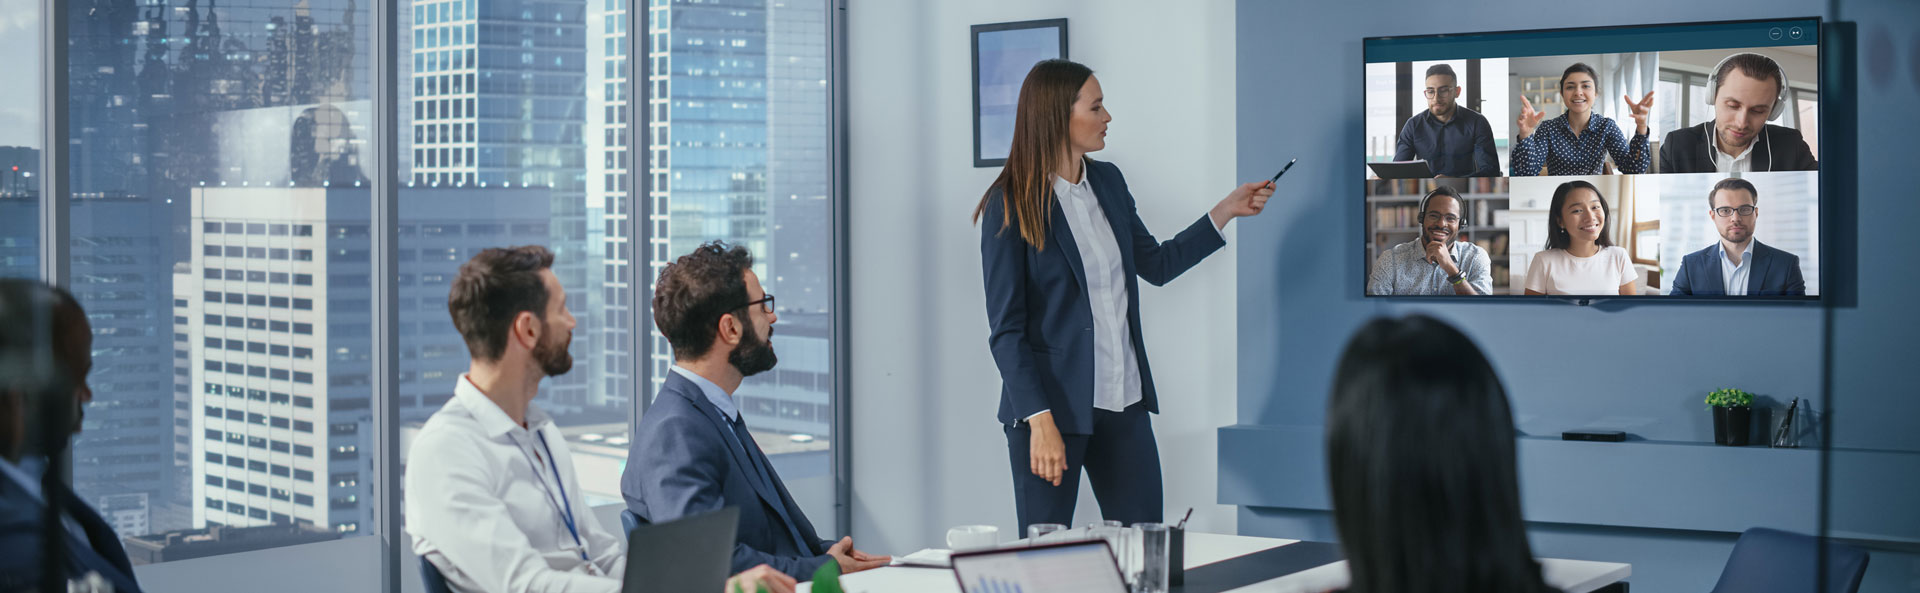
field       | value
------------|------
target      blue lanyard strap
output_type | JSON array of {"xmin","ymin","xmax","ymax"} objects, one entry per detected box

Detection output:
[{"xmin": 513, "ymin": 429, "xmax": 590, "ymax": 564}]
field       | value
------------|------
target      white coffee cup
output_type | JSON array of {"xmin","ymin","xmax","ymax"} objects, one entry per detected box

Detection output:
[{"xmin": 946, "ymin": 525, "xmax": 1000, "ymax": 552}]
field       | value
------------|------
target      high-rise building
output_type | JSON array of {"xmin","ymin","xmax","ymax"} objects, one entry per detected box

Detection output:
[
  {"xmin": 641, "ymin": 0, "xmax": 831, "ymax": 438},
  {"xmin": 64, "ymin": 0, "xmax": 373, "ymax": 540},
  {"xmin": 179, "ymin": 186, "xmax": 548, "ymax": 533},
  {"xmin": 408, "ymin": 0, "xmax": 602, "ymax": 410},
  {"xmin": 597, "ymin": 0, "xmax": 637, "ymax": 412}
]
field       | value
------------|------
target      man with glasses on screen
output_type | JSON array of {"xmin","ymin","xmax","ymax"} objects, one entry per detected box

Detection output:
[
  {"xmin": 1393, "ymin": 64, "xmax": 1500, "ymax": 178},
  {"xmin": 623, "ymin": 241, "xmax": 889, "ymax": 582},
  {"xmin": 405, "ymin": 246, "xmax": 791, "ymax": 593},
  {"xmin": 1669, "ymin": 178, "xmax": 1806, "ymax": 296},
  {"xmin": 1368, "ymin": 187, "xmax": 1492, "ymax": 295},
  {"xmin": 1658, "ymin": 52, "xmax": 1818, "ymax": 173}
]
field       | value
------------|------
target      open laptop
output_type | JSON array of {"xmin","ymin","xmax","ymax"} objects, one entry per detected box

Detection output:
[
  {"xmin": 951, "ymin": 539, "xmax": 1127, "ymax": 593},
  {"xmin": 622, "ymin": 506, "xmax": 739, "ymax": 593}
]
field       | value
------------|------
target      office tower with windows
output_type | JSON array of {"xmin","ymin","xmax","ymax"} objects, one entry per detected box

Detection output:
[
  {"xmin": 408, "ymin": 0, "xmax": 602, "ymax": 410},
  {"xmin": 643, "ymin": 0, "xmax": 830, "ymax": 439},
  {"xmin": 598, "ymin": 0, "xmax": 637, "ymax": 411},
  {"xmin": 181, "ymin": 186, "xmax": 548, "ymax": 534},
  {"xmin": 62, "ymin": 0, "xmax": 373, "ymax": 539}
]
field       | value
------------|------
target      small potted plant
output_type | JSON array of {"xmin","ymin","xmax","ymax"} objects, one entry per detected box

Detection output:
[{"xmin": 1706, "ymin": 388, "xmax": 1755, "ymax": 446}]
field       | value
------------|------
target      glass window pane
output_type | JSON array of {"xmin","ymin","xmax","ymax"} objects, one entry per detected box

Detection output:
[
  {"xmin": 1655, "ymin": 76, "xmax": 1681, "ymax": 145},
  {"xmin": 1687, "ymin": 80, "xmax": 1714, "ymax": 127},
  {"xmin": 1795, "ymin": 90, "xmax": 1818, "ymax": 160},
  {"xmin": 0, "ymin": 0, "xmax": 39, "ymax": 280},
  {"xmin": 65, "ymin": 0, "xmax": 373, "ymax": 564},
  {"xmin": 652, "ymin": 0, "xmax": 837, "ymax": 536},
  {"xmin": 397, "ymin": 0, "xmax": 628, "ymax": 539}
]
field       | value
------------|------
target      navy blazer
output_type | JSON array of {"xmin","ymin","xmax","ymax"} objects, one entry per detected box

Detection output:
[
  {"xmin": 621, "ymin": 372, "xmax": 833, "ymax": 580},
  {"xmin": 0, "ymin": 470, "xmax": 145, "ymax": 593},
  {"xmin": 979, "ymin": 158, "xmax": 1226, "ymax": 435},
  {"xmin": 1669, "ymin": 240, "xmax": 1807, "ymax": 296}
]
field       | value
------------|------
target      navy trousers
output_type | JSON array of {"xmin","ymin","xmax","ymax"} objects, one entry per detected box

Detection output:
[{"xmin": 1004, "ymin": 403, "xmax": 1164, "ymax": 533}]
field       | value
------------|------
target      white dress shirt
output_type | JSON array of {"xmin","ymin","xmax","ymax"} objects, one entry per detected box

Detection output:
[
  {"xmin": 1052, "ymin": 162, "xmax": 1144, "ymax": 413},
  {"xmin": 1719, "ymin": 240, "xmax": 1755, "ymax": 296},
  {"xmin": 405, "ymin": 374, "xmax": 626, "ymax": 593},
  {"xmin": 1023, "ymin": 161, "xmax": 1228, "ymax": 420},
  {"xmin": 1711, "ymin": 128, "xmax": 1755, "ymax": 174}
]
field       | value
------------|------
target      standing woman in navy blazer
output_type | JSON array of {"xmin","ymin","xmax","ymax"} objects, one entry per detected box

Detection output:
[{"xmin": 974, "ymin": 59, "xmax": 1275, "ymax": 531}]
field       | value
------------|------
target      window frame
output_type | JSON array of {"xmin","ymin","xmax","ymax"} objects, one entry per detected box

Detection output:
[{"xmin": 37, "ymin": 0, "xmax": 851, "ymax": 588}]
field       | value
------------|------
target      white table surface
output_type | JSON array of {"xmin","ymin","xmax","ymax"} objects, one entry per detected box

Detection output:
[{"xmin": 797, "ymin": 533, "xmax": 1629, "ymax": 593}]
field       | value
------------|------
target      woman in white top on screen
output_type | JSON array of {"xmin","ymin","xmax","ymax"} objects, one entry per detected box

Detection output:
[{"xmin": 1524, "ymin": 180, "xmax": 1635, "ymax": 296}]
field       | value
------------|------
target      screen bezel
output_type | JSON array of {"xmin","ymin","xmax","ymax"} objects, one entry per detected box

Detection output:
[{"xmin": 1360, "ymin": 17, "xmax": 1825, "ymax": 304}]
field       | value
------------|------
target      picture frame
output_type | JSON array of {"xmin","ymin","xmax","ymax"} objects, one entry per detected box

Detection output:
[{"xmin": 972, "ymin": 18, "xmax": 1068, "ymax": 168}]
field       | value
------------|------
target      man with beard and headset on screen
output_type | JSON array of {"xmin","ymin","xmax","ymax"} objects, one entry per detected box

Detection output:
[
  {"xmin": 622, "ymin": 241, "xmax": 891, "ymax": 582},
  {"xmin": 1367, "ymin": 186, "xmax": 1493, "ymax": 295}
]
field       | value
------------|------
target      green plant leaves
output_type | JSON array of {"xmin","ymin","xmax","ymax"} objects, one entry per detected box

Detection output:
[{"xmin": 1705, "ymin": 387, "xmax": 1755, "ymax": 408}]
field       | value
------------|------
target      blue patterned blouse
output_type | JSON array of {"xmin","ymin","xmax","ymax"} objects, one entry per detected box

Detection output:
[{"xmin": 1510, "ymin": 112, "xmax": 1649, "ymax": 176}]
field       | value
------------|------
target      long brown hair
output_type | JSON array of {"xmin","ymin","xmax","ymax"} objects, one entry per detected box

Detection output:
[{"xmin": 972, "ymin": 59, "xmax": 1094, "ymax": 251}]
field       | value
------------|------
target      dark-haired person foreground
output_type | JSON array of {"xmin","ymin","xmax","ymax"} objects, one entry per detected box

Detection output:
[
  {"xmin": 1327, "ymin": 314, "xmax": 1557, "ymax": 593},
  {"xmin": 0, "ymin": 279, "xmax": 146, "ymax": 593},
  {"xmin": 623, "ymin": 242, "xmax": 888, "ymax": 581},
  {"xmin": 1658, "ymin": 53, "xmax": 1817, "ymax": 174},
  {"xmin": 1523, "ymin": 180, "xmax": 1636, "ymax": 296},
  {"xmin": 975, "ymin": 58, "xmax": 1274, "ymax": 533},
  {"xmin": 1394, "ymin": 64, "xmax": 1500, "ymax": 178},
  {"xmin": 406, "ymin": 246, "xmax": 792, "ymax": 593},
  {"xmin": 1669, "ymin": 178, "xmax": 1806, "ymax": 296}
]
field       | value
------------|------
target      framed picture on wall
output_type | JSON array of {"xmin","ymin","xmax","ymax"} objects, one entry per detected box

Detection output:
[{"xmin": 972, "ymin": 18, "xmax": 1068, "ymax": 168}]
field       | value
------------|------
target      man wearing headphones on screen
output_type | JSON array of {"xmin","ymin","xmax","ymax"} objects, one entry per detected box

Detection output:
[
  {"xmin": 1367, "ymin": 186, "xmax": 1492, "ymax": 296},
  {"xmin": 1658, "ymin": 52, "xmax": 1818, "ymax": 173}
]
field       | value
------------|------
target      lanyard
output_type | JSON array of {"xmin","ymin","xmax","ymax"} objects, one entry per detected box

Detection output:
[{"xmin": 509, "ymin": 428, "xmax": 590, "ymax": 564}]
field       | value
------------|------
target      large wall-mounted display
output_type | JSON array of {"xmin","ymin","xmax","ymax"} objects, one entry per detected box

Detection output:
[{"xmin": 1362, "ymin": 18, "xmax": 1821, "ymax": 300}]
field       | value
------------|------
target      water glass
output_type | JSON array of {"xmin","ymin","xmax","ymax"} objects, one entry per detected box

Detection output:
[
  {"xmin": 1027, "ymin": 523, "xmax": 1068, "ymax": 544},
  {"xmin": 1134, "ymin": 523, "xmax": 1170, "ymax": 593}
]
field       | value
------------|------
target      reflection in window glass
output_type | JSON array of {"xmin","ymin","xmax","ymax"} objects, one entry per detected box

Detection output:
[{"xmin": 65, "ymin": 0, "xmax": 373, "ymax": 562}]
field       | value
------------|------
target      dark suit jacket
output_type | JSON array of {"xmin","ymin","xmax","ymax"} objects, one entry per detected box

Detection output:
[
  {"xmin": 1658, "ymin": 122, "xmax": 1818, "ymax": 173},
  {"xmin": 979, "ymin": 158, "xmax": 1226, "ymax": 435},
  {"xmin": 0, "ymin": 468, "xmax": 145, "ymax": 593},
  {"xmin": 1669, "ymin": 240, "xmax": 1807, "ymax": 296},
  {"xmin": 621, "ymin": 372, "xmax": 833, "ymax": 581}
]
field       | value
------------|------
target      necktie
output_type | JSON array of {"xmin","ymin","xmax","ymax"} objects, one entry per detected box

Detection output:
[{"xmin": 730, "ymin": 414, "xmax": 812, "ymax": 554}]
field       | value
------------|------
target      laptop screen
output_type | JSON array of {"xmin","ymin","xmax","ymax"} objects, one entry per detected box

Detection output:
[{"xmin": 951, "ymin": 540, "xmax": 1126, "ymax": 593}]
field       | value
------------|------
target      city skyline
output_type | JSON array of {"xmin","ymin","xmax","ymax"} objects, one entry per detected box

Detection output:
[{"xmin": 7, "ymin": 0, "xmax": 839, "ymax": 558}]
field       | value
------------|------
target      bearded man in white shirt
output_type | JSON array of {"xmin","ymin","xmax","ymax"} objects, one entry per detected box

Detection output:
[{"xmin": 405, "ymin": 245, "xmax": 792, "ymax": 593}]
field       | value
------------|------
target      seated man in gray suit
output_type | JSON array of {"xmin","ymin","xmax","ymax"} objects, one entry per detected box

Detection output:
[{"xmin": 622, "ymin": 241, "xmax": 889, "ymax": 581}]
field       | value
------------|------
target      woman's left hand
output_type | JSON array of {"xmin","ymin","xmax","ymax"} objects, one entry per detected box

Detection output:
[
  {"xmin": 1211, "ymin": 181, "xmax": 1276, "ymax": 228},
  {"xmin": 1625, "ymin": 91, "xmax": 1654, "ymax": 135}
]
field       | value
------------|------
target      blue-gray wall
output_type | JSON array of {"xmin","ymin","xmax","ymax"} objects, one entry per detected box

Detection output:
[{"xmin": 1226, "ymin": 1, "xmax": 1920, "ymax": 591}]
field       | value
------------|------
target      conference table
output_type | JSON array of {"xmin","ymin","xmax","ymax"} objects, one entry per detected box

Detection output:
[{"xmin": 797, "ymin": 532, "xmax": 1631, "ymax": 593}]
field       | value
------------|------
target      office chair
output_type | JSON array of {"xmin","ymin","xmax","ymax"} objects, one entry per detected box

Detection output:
[
  {"xmin": 420, "ymin": 556, "xmax": 454, "ymax": 593},
  {"xmin": 1710, "ymin": 527, "xmax": 1870, "ymax": 593},
  {"xmin": 620, "ymin": 509, "xmax": 644, "ymax": 540}
]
